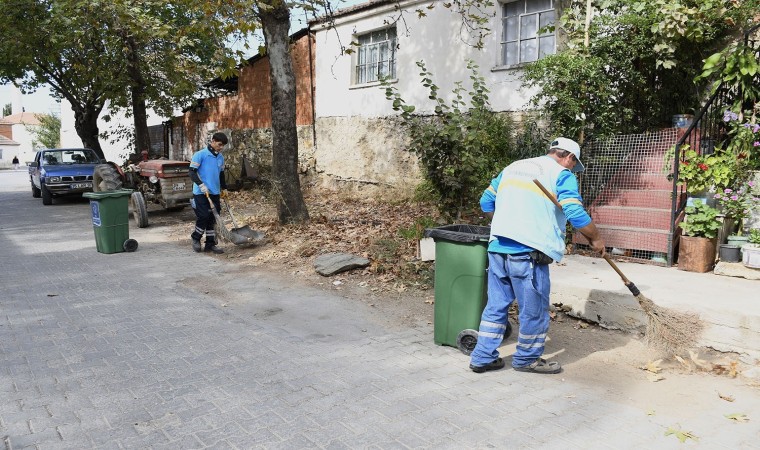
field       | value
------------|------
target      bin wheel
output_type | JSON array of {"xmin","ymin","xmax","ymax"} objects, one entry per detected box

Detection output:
[
  {"xmin": 456, "ymin": 329, "xmax": 479, "ymax": 356},
  {"xmin": 123, "ymin": 239, "xmax": 138, "ymax": 252},
  {"xmin": 456, "ymin": 322, "xmax": 513, "ymax": 356}
]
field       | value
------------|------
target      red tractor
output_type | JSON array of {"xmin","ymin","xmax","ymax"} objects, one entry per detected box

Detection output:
[{"xmin": 93, "ymin": 158, "xmax": 194, "ymax": 228}]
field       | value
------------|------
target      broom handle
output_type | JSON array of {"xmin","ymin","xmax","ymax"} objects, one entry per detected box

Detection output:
[
  {"xmin": 224, "ymin": 200, "xmax": 241, "ymax": 229},
  {"xmin": 204, "ymin": 191, "xmax": 218, "ymax": 214},
  {"xmin": 531, "ymin": 179, "xmax": 636, "ymax": 287}
]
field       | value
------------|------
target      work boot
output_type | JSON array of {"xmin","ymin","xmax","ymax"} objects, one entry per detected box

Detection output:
[
  {"xmin": 192, "ymin": 239, "xmax": 202, "ymax": 253},
  {"xmin": 204, "ymin": 244, "xmax": 224, "ymax": 254},
  {"xmin": 469, "ymin": 357, "xmax": 505, "ymax": 374}
]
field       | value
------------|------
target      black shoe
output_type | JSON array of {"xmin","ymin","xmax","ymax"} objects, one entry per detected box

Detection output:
[
  {"xmin": 192, "ymin": 239, "xmax": 202, "ymax": 253},
  {"xmin": 204, "ymin": 245, "xmax": 224, "ymax": 254},
  {"xmin": 470, "ymin": 357, "xmax": 505, "ymax": 374}
]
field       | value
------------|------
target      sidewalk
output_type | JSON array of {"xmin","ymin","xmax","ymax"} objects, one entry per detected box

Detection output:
[{"xmin": 551, "ymin": 255, "xmax": 760, "ymax": 363}]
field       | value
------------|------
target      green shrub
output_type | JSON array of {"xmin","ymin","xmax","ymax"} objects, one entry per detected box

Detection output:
[{"xmin": 383, "ymin": 60, "xmax": 546, "ymax": 220}]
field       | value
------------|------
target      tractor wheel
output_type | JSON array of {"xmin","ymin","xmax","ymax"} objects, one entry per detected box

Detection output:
[
  {"xmin": 131, "ymin": 191, "xmax": 149, "ymax": 228},
  {"xmin": 31, "ymin": 182, "xmax": 41, "ymax": 198},
  {"xmin": 93, "ymin": 164, "xmax": 123, "ymax": 192},
  {"xmin": 41, "ymin": 182, "xmax": 53, "ymax": 205}
]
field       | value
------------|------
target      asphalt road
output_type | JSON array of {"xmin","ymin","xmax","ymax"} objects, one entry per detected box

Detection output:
[{"xmin": 1, "ymin": 168, "xmax": 758, "ymax": 449}]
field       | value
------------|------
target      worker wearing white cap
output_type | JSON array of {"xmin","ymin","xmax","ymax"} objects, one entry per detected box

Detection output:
[{"xmin": 469, "ymin": 137, "xmax": 605, "ymax": 374}]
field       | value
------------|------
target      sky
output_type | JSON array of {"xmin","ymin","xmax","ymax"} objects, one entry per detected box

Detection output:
[
  {"xmin": 0, "ymin": 83, "xmax": 60, "ymax": 116},
  {"xmin": 0, "ymin": 0, "xmax": 366, "ymax": 118}
]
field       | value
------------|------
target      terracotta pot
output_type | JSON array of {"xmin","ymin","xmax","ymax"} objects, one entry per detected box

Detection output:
[{"xmin": 678, "ymin": 235, "xmax": 717, "ymax": 272}]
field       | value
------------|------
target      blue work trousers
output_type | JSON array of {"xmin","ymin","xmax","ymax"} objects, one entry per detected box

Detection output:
[
  {"xmin": 191, "ymin": 193, "xmax": 220, "ymax": 244},
  {"xmin": 470, "ymin": 252, "xmax": 551, "ymax": 368}
]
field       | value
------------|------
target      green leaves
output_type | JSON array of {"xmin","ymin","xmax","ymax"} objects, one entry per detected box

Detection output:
[
  {"xmin": 522, "ymin": 0, "xmax": 759, "ymax": 140},
  {"xmin": 681, "ymin": 200, "xmax": 721, "ymax": 239},
  {"xmin": 380, "ymin": 59, "xmax": 543, "ymax": 220}
]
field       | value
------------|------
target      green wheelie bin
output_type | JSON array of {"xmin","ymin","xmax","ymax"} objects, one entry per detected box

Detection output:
[
  {"xmin": 424, "ymin": 224, "xmax": 511, "ymax": 354},
  {"xmin": 83, "ymin": 189, "xmax": 138, "ymax": 254}
]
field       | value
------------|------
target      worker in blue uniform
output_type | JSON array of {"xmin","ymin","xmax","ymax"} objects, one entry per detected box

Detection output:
[
  {"xmin": 188, "ymin": 132, "xmax": 229, "ymax": 254},
  {"xmin": 469, "ymin": 137, "xmax": 606, "ymax": 374}
]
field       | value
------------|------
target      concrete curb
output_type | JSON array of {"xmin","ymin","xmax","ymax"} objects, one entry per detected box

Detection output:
[{"xmin": 550, "ymin": 255, "xmax": 760, "ymax": 364}]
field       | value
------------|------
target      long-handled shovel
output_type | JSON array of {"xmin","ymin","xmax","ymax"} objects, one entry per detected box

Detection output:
[
  {"xmin": 532, "ymin": 179, "xmax": 703, "ymax": 353},
  {"xmin": 223, "ymin": 199, "xmax": 266, "ymax": 244},
  {"xmin": 204, "ymin": 191, "xmax": 237, "ymax": 244}
]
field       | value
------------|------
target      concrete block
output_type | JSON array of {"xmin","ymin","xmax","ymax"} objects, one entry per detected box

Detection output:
[{"xmin": 418, "ymin": 237, "xmax": 435, "ymax": 261}]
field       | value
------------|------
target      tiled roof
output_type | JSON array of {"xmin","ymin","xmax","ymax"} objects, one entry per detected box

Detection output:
[
  {"xmin": 0, "ymin": 112, "xmax": 42, "ymax": 126},
  {"xmin": 0, "ymin": 134, "xmax": 20, "ymax": 145}
]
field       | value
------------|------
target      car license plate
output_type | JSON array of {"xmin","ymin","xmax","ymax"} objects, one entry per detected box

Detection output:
[
  {"xmin": 173, "ymin": 182, "xmax": 186, "ymax": 191},
  {"xmin": 72, "ymin": 183, "xmax": 92, "ymax": 189}
]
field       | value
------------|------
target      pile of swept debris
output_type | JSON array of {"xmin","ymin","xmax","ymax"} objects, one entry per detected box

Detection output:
[{"xmin": 222, "ymin": 188, "xmax": 443, "ymax": 288}]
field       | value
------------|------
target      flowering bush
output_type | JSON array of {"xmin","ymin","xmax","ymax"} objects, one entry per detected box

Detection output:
[
  {"xmin": 714, "ymin": 181, "xmax": 759, "ymax": 234},
  {"xmin": 676, "ymin": 147, "xmax": 736, "ymax": 193},
  {"xmin": 723, "ymin": 110, "xmax": 760, "ymax": 171}
]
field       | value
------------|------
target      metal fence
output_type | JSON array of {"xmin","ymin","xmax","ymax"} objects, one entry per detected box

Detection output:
[
  {"xmin": 576, "ymin": 23, "xmax": 760, "ymax": 266},
  {"xmin": 576, "ymin": 129, "xmax": 680, "ymax": 265}
]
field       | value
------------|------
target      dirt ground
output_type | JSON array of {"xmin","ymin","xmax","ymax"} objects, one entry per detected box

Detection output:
[{"xmin": 151, "ymin": 189, "xmax": 759, "ymax": 420}]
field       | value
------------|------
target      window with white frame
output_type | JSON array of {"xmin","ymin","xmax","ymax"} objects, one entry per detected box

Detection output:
[
  {"xmin": 355, "ymin": 27, "xmax": 397, "ymax": 84},
  {"xmin": 501, "ymin": 0, "xmax": 556, "ymax": 66}
]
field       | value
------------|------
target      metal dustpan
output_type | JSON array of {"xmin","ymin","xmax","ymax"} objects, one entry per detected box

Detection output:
[{"xmin": 223, "ymin": 200, "xmax": 266, "ymax": 245}]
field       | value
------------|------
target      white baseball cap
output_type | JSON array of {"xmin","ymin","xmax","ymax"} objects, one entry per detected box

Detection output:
[{"xmin": 550, "ymin": 137, "xmax": 585, "ymax": 173}]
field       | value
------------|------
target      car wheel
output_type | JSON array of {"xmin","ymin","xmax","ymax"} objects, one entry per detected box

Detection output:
[
  {"xmin": 41, "ymin": 182, "xmax": 52, "ymax": 205},
  {"xmin": 31, "ymin": 183, "xmax": 41, "ymax": 198},
  {"xmin": 131, "ymin": 191, "xmax": 149, "ymax": 228},
  {"xmin": 93, "ymin": 164, "xmax": 123, "ymax": 192}
]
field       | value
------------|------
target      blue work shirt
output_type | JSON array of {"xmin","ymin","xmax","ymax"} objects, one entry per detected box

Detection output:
[{"xmin": 190, "ymin": 147, "xmax": 225, "ymax": 195}]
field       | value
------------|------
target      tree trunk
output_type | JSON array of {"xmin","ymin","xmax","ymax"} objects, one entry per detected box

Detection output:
[
  {"xmin": 123, "ymin": 34, "xmax": 151, "ymax": 156},
  {"xmin": 72, "ymin": 104, "xmax": 104, "ymax": 159},
  {"xmin": 259, "ymin": 1, "xmax": 309, "ymax": 224}
]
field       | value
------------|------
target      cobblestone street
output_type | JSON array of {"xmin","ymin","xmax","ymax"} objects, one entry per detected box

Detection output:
[{"xmin": 1, "ymin": 169, "xmax": 758, "ymax": 449}]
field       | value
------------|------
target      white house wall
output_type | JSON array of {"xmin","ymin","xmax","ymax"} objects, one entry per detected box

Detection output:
[
  {"xmin": 60, "ymin": 99, "xmax": 168, "ymax": 164},
  {"xmin": 9, "ymin": 124, "xmax": 38, "ymax": 165},
  {"xmin": 312, "ymin": 0, "xmax": 534, "ymax": 194}
]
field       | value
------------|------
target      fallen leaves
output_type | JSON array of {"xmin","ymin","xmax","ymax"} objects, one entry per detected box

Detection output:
[
  {"xmin": 673, "ymin": 351, "xmax": 740, "ymax": 378},
  {"xmin": 224, "ymin": 190, "xmax": 442, "ymax": 290},
  {"xmin": 640, "ymin": 360, "xmax": 666, "ymax": 381},
  {"xmin": 665, "ymin": 427, "xmax": 698, "ymax": 443},
  {"xmin": 573, "ymin": 320, "xmax": 589, "ymax": 330},
  {"xmin": 641, "ymin": 359, "xmax": 663, "ymax": 374},
  {"xmin": 725, "ymin": 413, "xmax": 749, "ymax": 423},
  {"xmin": 647, "ymin": 373, "xmax": 665, "ymax": 382},
  {"xmin": 718, "ymin": 392, "xmax": 735, "ymax": 402}
]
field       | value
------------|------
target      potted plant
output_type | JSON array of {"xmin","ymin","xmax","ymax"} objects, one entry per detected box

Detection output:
[
  {"xmin": 743, "ymin": 228, "xmax": 760, "ymax": 269},
  {"xmin": 678, "ymin": 200, "xmax": 721, "ymax": 272},
  {"xmin": 668, "ymin": 145, "xmax": 737, "ymax": 204},
  {"xmin": 714, "ymin": 180, "xmax": 759, "ymax": 246}
]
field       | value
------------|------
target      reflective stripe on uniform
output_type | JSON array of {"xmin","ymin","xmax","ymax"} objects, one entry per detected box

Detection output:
[
  {"xmin": 481, "ymin": 321, "xmax": 507, "ymax": 330},
  {"xmin": 478, "ymin": 331, "xmax": 504, "ymax": 339}
]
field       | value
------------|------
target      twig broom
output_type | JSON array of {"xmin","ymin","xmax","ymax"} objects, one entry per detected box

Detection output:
[{"xmin": 532, "ymin": 179, "xmax": 703, "ymax": 353}]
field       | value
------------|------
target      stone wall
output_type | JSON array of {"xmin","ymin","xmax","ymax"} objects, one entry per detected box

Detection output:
[{"xmin": 313, "ymin": 115, "xmax": 421, "ymax": 199}]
